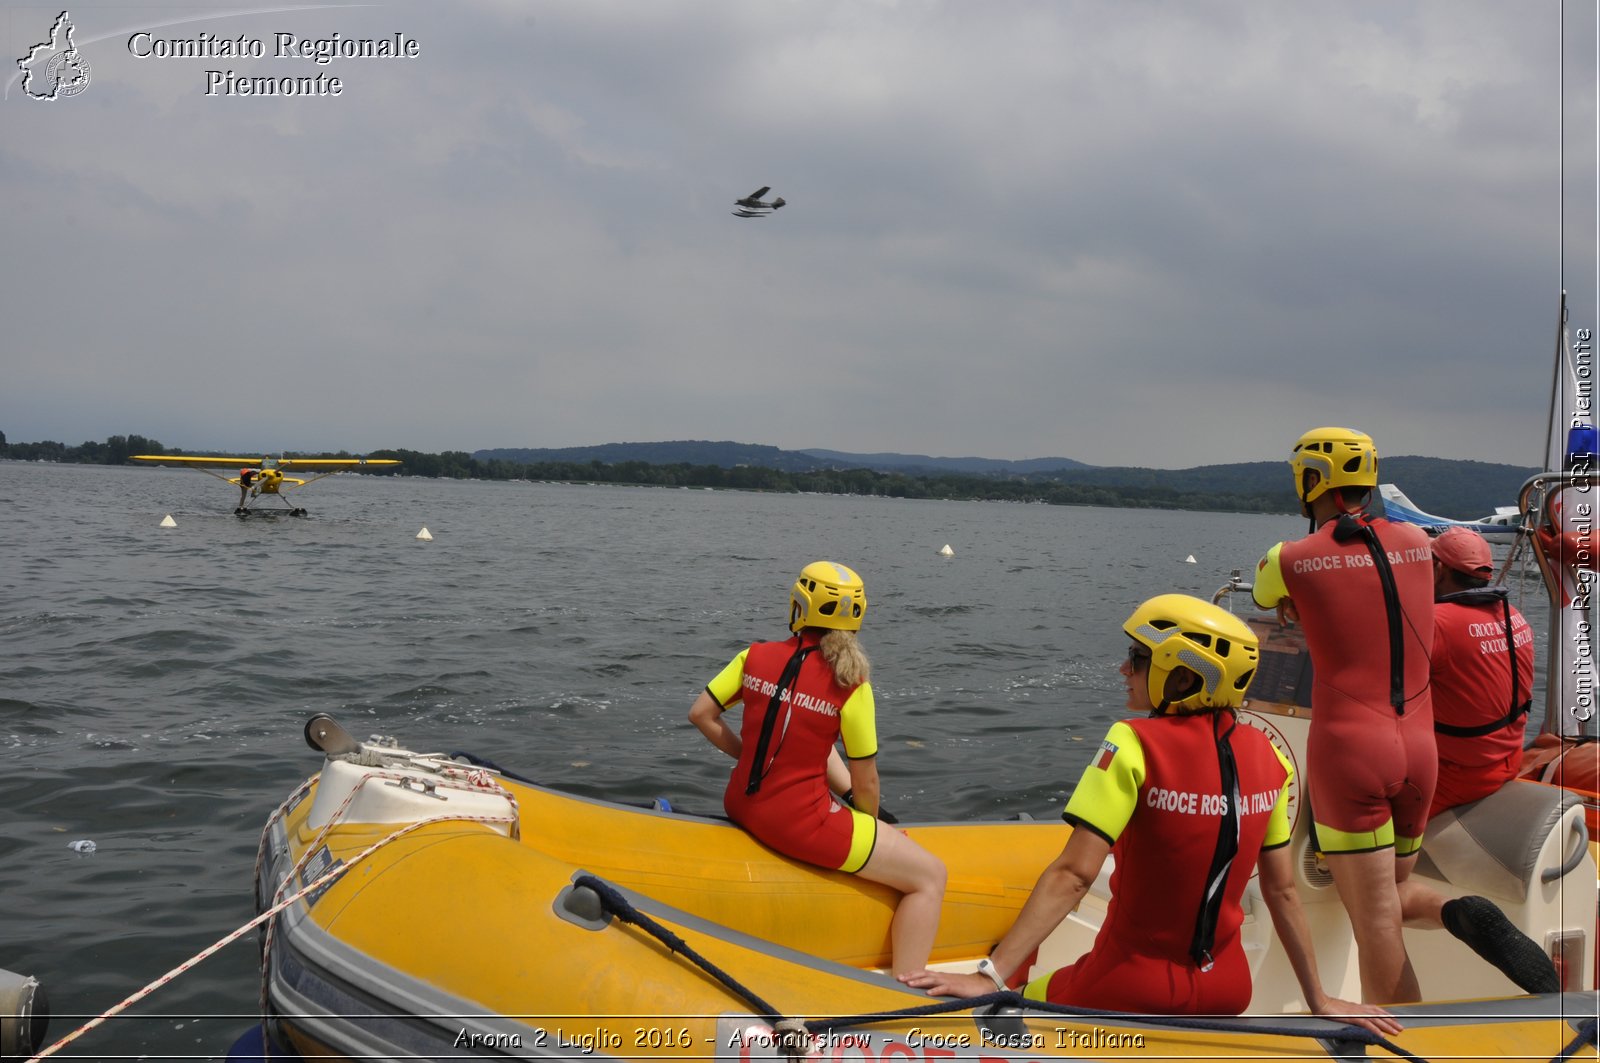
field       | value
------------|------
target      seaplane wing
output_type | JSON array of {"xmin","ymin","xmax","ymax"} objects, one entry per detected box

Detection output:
[
  {"xmin": 132, "ymin": 454, "xmax": 399, "ymax": 517},
  {"xmin": 131, "ymin": 454, "xmax": 265, "ymax": 466},
  {"xmin": 1377, "ymin": 483, "xmax": 1521, "ymax": 539},
  {"xmin": 130, "ymin": 455, "xmax": 399, "ymax": 468},
  {"xmin": 276, "ymin": 458, "xmax": 401, "ymax": 469},
  {"xmin": 745, "ymin": 186, "xmax": 770, "ymax": 201}
]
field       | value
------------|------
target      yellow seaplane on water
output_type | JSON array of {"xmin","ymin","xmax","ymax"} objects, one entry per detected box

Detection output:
[{"xmin": 131, "ymin": 453, "xmax": 400, "ymax": 517}]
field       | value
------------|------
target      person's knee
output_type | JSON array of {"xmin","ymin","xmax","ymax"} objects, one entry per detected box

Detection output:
[{"xmin": 903, "ymin": 845, "xmax": 947, "ymax": 895}]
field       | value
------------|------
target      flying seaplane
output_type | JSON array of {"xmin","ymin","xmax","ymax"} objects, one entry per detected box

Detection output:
[
  {"xmin": 732, "ymin": 185, "xmax": 786, "ymax": 218},
  {"xmin": 131, "ymin": 453, "xmax": 400, "ymax": 517}
]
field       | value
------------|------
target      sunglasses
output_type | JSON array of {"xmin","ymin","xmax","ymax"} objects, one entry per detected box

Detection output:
[{"xmin": 1126, "ymin": 645, "xmax": 1152, "ymax": 668}]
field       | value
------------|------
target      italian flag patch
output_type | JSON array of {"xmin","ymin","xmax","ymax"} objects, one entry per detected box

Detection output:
[{"xmin": 1093, "ymin": 740, "xmax": 1118, "ymax": 771}]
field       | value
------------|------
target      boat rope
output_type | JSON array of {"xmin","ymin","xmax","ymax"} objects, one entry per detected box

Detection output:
[
  {"xmin": 572, "ymin": 873, "xmax": 1440, "ymax": 1063},
  {"xmin": 23, "ymin": 761, "xmax": 517, "ymax": 1062},
  {"xmin": 1555, "ymin": 1016, "xmax": 1599, "ymax": 1061},
  {"xmin": 571, "ymin": 875, "xmax": 789, "ymax": 1027}
]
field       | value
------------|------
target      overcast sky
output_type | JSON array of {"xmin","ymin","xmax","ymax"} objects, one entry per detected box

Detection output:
[{"xmin": 3, "ymin": 1, "xmax": 1596, "ymax": 469}]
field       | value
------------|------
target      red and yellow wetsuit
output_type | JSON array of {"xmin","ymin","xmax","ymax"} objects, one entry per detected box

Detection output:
[
  {"xmin": 1253, "ymin": 517, "xmax": 1435, "ymax": 854},
  {"xmin": 704, "ymin": 633, "xmax": 879, "ymax": 872},
  {"xmin": 1029, "ymin": 712, "xmax": 1293, "ymax": 1013},
  {"xmin": 1430, "ymin": 597, "xmax": 1534, "ymax": 815}
]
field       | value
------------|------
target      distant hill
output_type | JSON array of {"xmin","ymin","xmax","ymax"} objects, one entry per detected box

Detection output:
[
  {"xmin": 799, "ymin": 448, "xmax": 1092, "ymax": 475},
  {"xmin": 476, "ymin": 441, "xmax": 1093, "ymax": 476},
  {"xmin": 471, "ymin": 441, "xmax": 1536, "ymax": 519},
  {"xmin": 475, "ymin": 440, "xmax": 831, "ymax": 473}
]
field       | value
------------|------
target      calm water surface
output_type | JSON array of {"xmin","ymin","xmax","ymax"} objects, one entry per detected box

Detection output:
[{"xmin": 0, "ymin": 461, "xmax": 1552, "ymax": 1058}]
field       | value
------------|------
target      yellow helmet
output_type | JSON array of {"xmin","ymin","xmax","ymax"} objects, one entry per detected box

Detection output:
[
  {"xmin": 789, "ymin": 561, "xmax": 867, "ymax": 632},
  {"xmin": 1289, "ymin": 427, "xmax": 1378, "ymax": 505},
  {"xmin": 1124, "ymin": 594, "xmax": 1259, "ymax": 713}
]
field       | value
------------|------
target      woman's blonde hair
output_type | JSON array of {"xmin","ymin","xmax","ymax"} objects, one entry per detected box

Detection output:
[{"xmin": 819, "ymin": 629, "xmax": 870, "ymax": 688}]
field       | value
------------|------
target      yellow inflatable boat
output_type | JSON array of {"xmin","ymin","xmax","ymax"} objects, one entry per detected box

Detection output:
[{"xmin": 252, "ymin": 707, "xmax": 1597, "ymax": 1063}]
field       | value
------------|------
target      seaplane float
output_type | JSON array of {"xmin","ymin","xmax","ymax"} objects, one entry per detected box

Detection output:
[
  {"xmin": 131, "ymin": 453, "xmax": 400, "ymax": 517},
  {"xmin": 234, "ymin": 684, "xmax": 1598, "ymax": 1062}
]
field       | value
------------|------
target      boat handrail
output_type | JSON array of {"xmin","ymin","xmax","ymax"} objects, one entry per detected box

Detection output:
[
  {"xmin": 1544, "ymin": 811, "xmax": 1593, "ymax": 883},
  {"xmin": 1518, "ymin": 470, "xmax": 1597, "ymax": 521},
  {"xmin": 1212, "ymin": 568, "xmax": 1254, "ymax": 610}
]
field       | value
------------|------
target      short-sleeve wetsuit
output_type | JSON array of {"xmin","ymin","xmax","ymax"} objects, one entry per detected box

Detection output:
[
  {"xmin": 1430, "ymin": 595, "xmax": 1534, "ymax": 815},
  {"xmin": 704, "ymin": 632, "xmax": 880, "ymax": 872},
  {"xmin": 1027, "ymin": 712, "xmax": 1293, "ymax": 1014},
  {"xmin": 1253, "ymin": 516, "xmax": 1436, "ymax": 854}
]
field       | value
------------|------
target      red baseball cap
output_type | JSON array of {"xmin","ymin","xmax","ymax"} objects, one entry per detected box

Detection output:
[{"xmin": 1431, "ymin": 526, "xmax": 1494, "ymax": 577}]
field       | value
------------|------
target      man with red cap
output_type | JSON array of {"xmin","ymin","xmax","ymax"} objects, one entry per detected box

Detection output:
[
  {"xmin": 1427, "ymin": 527, "xmax": 1535, "ymax": 815},
  {"xmin": 1395, "ymin": 525, "xmax": 1555, "ymax": 995}
]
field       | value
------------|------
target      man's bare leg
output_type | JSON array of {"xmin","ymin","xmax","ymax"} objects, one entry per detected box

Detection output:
[{"xmin": 1328, "ymin": 848, "xmax": 1420, "ymax": 1003}]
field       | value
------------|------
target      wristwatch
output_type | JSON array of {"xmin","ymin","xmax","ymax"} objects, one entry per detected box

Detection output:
[{"xmin": 975, "ymin": 957, "xmax": 1007, "ymax": 991}]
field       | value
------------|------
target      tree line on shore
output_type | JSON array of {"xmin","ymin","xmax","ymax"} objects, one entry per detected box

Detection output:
[
  {"xmin": 4, "ymin": 432, "xmax": 1535, "ymax": 517},
  {"xmin": 0, "ymin": 433, "xmax": 1302, "ymax": 514}
]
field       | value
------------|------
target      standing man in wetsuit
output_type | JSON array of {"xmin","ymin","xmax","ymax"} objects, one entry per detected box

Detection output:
[
  {"xmin": 1427, "ymin": 526, "xmax": 1535, "ymax": 814},
  {"xmin": 1251, "ymin": 427, "xmax": 1436, "ymax": 1004},
  {"xmin": 1392, "ymin": 524, "xmax": 1558, "ymax": 994}
]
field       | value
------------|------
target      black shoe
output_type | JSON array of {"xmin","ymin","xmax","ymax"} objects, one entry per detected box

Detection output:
[{"xmin": 1441, "ymin": 895, "xmax": 1561, "ymax": 994}]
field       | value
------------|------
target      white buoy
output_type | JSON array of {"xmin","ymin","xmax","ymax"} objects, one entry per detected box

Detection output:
[
  {"xmin": 160, "ymin": 514, "xmax": 177, "ymax": 528},
  {"xmin": 1184, "ymin": 554, "xmax": 1196, "ymax": 564},
  {"xmin": 416, "ymin": 527, "xmax": 433, "ymax": 541},
  {"xmin": 938, "ymin": 544, "xmax": 954, "ymax": 557}
]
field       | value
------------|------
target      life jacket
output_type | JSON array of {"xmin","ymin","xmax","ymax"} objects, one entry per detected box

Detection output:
[
  {"xmin": 1432, "ymin": 589, "xmax": 1533, "ymax": 763},
  {"xmin": 1096, "ymin": 713, "xmax": 1289, "ymax": 971},
  {"xmin": 729, "ymin": 635, "xmax": 858, "ymax": 807}
]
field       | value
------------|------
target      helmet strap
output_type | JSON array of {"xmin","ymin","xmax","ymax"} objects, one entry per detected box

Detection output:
[
  {"xmin": 1299, "ymin": 470, "xmax": 1321, "ymax": 522},
  {"xmin": 1149, "ymin": 669, "xmax": 1202, "ymax": 716}
]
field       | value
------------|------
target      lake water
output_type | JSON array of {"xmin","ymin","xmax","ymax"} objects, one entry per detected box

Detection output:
[{"xmin": 0, "ymin": 461, "xmax": 1556, "ymax": 1058}]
